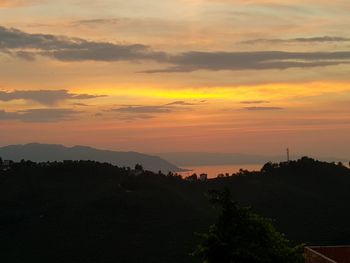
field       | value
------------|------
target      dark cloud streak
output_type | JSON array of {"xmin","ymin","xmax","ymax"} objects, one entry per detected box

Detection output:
[
  {"xmin": 111, "ymin": 101, "xmax": 199, "ymax": 120},
  {"xmin": 166, "ymin": 101, "xmax": 198, "ymax": 106},
  {"xmin": 0, "ymin": 26, "xmax": 166, "ymax": 62},
  {"xmin": 2, "ymin": 26, "xmax": 350, "ymax": 73},
  {"xmin": 112, "ymin": 106, "xmax": 173, "ymax": 114},
  {"xmin": 0, "ymin": 89, "xmax": 104, "ymax": 105},
  {"xmin": 244, "ymin": 107, "xmax": 283, "ymax": 111},
  {"xmin": 0, "ymin": 108, "xmax": 78, "ymax": 122},
  {"xmin": 241, "ymin": 36, "xmax": 350, "ymax": 45},
  {"xmin": 240, "ymin": 100, "xmax": 270, "ymax": 104},
  {"xmin": 144, "ymin": 51, "xmax": 350, "ymax": 73}
]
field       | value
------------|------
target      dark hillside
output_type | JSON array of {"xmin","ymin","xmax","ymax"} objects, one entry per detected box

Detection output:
[
  {"xmin": 1, "ymin": 157, "xmax": 350, "ymax": 262},
  {"xmin": 0, "ymin": 161, "xmax": 213, "ymax": 263},
  {"xmin": 206, "ymin": 158, "xmax": 350, "ymax": 245}
]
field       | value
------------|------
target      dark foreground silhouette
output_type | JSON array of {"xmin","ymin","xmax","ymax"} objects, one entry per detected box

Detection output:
[
  {"xmin": 0, "ymin": 157, "xmax": 349, "ymax": 262},
  {"xmin": 193, "ymin": 189, "xmax": 304, "ymax": 263}
]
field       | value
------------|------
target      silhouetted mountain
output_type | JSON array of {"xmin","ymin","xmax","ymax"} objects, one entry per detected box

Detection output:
[{"xmin": 0, "ymin": 143, "xmax": 182, "ymax": 173}]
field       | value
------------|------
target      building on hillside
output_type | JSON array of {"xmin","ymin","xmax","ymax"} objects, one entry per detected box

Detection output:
[{"xmin": 305, "ymin": 246, "xmax": 350, "ymax": 263}]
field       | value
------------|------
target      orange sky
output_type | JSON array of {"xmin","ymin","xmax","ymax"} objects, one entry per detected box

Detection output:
[{"xmin": 1, "ymin": 0, "xmax": 350, "ymax": 158}]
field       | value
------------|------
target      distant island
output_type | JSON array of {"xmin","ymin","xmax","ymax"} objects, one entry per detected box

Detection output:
[{"xmin": 0, "ymin": 143, "xmax": 183, "ymax": 173}]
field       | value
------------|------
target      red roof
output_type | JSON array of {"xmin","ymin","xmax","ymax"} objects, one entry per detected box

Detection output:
[{"xmin": 305, "ymin": 246, "xmax": 350, "ymax": 263}]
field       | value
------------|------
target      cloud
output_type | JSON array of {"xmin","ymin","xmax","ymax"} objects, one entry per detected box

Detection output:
[
  {"xmin": 0, "ymin": 110, "xmax": 18, "ymax": 120},
  {"xmin": 166, "ymin": 101, "xmax": 197, "ymax": 106},
  {"xmin": 112, "ymin": 106, "xmax": 173, "ymax": 114},
  {"xmin": 2, "ymin": 25, "xmax": 350, "ymax": 73},
  {"xmin": 244, "ymin": 106, "xmax": 283, "ymax": 111},
  {"xmin": 113, "ymin": 100, "xmax": 199, "ymax": 114},
  {"xmin": 111, "ymin": 105, "xmax": 172, "ymax": 121},
  {"xmin": 73, "ymin": 18, "xmax": 128, "ymax": 26},
  {"xmin": 111, "ymin": 101, "xmax": 197, "ymax": 120},
  {"xmin": 0, "ymin": 89, "xmax": 104, "ymax": 105},
  {"xmin": 0, "ymin": 25, "xmax": 166, "ymax": 62},
  {"xmin": 240, "ymin": 36, "xmax": 350, "ymax": 45},
  {"xmin": 117, "ymin": 114, "xmax": 155, "ymax": 121},
  {"xmin": 15, "ymin": 51, "xmax": 36, "ymax": 61},
  {"xmin": 145, "ymin": 51, "xmax": 350, "ymax": 73},
  {"xmin": 72, "ymin": 103, "xmax": 91, "ymax": 107},
  {"xmin": 0, "ymin": 108, "xmax": 78, "ymax": 122},
  {"xmin": 240, "ymin": 100, "xmax": 270, "ymax": 104}
]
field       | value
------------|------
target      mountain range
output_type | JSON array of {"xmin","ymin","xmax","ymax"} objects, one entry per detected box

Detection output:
[{"xmin": 0, "ymin": 143, "xmax": 182, "ymax": 173}]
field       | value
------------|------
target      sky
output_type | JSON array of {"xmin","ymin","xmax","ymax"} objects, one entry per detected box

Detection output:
[{"xmin": 0, "ymin": 0, "xmax": 350, "ymax": 158}]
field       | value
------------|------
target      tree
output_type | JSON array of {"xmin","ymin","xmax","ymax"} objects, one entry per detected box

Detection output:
[
  {"xmin": 261, "ymin": 162, "xmax": 279, "ymax": 173},
  {"xmin": 134, "ymin": 164, "xmax": 143, "ymax": 171},
  {"xmin": 192, "ymin": 189, "xmax": 304, "ymax": 263},
  {"xmin": 186, "ymin": 173, "xmax": 198, "ymax": 182}
]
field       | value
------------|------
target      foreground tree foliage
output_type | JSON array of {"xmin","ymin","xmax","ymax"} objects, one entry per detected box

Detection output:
[{"xmin": 193, "ymin": 189, "xmax": 304, "ymax": 263}]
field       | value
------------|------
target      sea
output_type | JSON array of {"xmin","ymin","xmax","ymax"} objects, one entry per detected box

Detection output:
[{"xmin": 178, "ymin": 164, "xmax": 263, "ymax": 179}]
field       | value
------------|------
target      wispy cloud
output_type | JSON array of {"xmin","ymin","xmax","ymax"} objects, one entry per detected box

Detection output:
[
  {"xmin": 0, "ymin": 26, "xmax": 166, "ymax": 62},
  {"xmin": 72, "ymin": 102, "xmax": 91, "ymax": 107},
  {"xmin": 2, "ymin": 26, "xmax": 350, "ymax": 73},
  {"xmin": 144, "ymin": 51, "xmax": 350, "ymax": 73},
  {"xmin": 112, "ymin": 105, "xmax": 173, "ymax": 114},
  {"xmin": 240, "ymin": 100, "xmax": 270, "ymax": 104},
  {"xmin": 0, "ymin": 108, "xmax": 79, "ymax": 122},
  {"xmin": 111, "ymin": 101, "xmax": 199, "ymax": 120},
  {"xmin": 244, "ymin": 106, "xmax": 283, "ymax": 111},
  {"xmin": 73, "ymin": 18, "xmax": 133, "ymax": 26},
  {"xmin": 240, "ymin": 36, "xmax": 350, "ymax": 45},
  {"xmin": 0, "ymin": 89, "xmax": 105, "ymax": 106},
  {"xmin": 166, "ymin": 101, "xmax": 198, "ymax": 106}
]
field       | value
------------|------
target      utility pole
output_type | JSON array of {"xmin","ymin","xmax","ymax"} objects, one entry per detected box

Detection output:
[{"xmin": 286, "ymin": 148, "xmax": 290, "ymax": 162}]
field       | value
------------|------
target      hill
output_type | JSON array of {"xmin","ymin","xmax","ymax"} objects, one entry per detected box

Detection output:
[
  {"xmin": 206, "ymin": 158, "xmax": 350, "ymax": 245},
  {"xmin": 0, "ymin": 143, "xmax": 182, "ymax": 173},
  {"xmin": 156, "ymin": 152, "xmax": 347, "ymax": 166},
  {"xmin": 0, "ymin": 160, "xmax": 211, "ymax": 263},
  {"xmin": 1, "ymin": 157, "xmax": 350, "ymax": 262}
]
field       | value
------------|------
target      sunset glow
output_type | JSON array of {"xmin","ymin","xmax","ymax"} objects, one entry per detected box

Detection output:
[{"xmin": 1, "ymin": 0, "xmax": 350, "ymax": 158}]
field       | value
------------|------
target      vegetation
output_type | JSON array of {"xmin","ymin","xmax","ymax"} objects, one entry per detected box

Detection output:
[
  {"xmin": 193, "ymin": 189, "xmax": 303, "ymax": 263},
  {"xmin": 1, "ymin": 157, "xmax": 350, "ymax": 262}
]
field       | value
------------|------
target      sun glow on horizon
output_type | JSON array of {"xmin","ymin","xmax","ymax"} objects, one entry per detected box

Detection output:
[
  {"xmin": 1, "ymin": 0, "xmax": 350, "ymax": 157},
  {"xmin": 72, "ymin": 81, "xmax": 350, "ymax": 103}
]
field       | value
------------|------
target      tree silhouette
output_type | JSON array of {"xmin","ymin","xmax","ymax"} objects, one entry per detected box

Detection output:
[
  {"xmin": 192, "ymin": 189, "xmax": 304, "ymax": 263},
  {"xmin": 186, "ymin": 173, "xmax": 198, "ymax": 182},
  {"xmin": 134, "ymin": 163, "xmax": 143, "ymax": 171}
]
